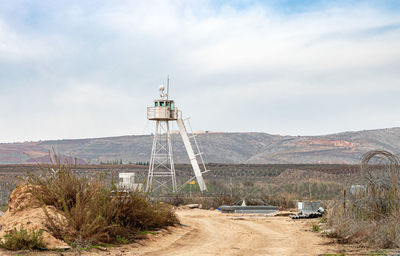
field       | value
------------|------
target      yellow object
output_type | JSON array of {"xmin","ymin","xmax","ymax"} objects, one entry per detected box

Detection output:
[{"xmin": 189, "ymin": 180, "xmax": 196, "ymax": 185}]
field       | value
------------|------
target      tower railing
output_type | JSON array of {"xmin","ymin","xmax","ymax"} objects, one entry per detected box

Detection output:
[{"xmin": 147, "ymin": 107, "xmax": 178, "ymax": 120}]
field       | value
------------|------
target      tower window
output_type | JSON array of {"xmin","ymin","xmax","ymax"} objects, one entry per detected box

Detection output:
[
  {"xmin": 160, "ymin": 102, "xmax": 165, "ymax": 106},
  {"xmin": 155, "ymin": 102, "xmax": 158, "ymax": 107}
]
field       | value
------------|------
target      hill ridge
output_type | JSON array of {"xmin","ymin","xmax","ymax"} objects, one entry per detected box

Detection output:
[{"xmin": 0, "ymin": 127, "xmax": 399, "ymax": 164}]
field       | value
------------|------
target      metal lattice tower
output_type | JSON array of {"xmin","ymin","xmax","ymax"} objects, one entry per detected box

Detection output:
[
  {"xmin": 145, "ymin": 84, "xmax": 208, "ymax": 193},
  {"xmin": 146, "ymin": 119, "xmax": 177, "ymax": 192}
]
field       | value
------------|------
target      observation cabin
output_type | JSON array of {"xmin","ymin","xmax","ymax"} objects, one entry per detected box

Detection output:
[{"xmin": 147, "ymin": 85, "xmax": 178, "ymax": 121}]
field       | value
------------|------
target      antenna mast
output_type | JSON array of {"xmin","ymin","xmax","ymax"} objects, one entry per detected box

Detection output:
[{"xmin": 167, "ymin": 76, "xmax": 169, "ymax": 100}]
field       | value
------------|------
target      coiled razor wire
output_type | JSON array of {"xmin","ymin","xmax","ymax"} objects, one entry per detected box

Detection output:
[{"xmin": 360, "ymin": 150, "xmax": 399, "ymax": 190}]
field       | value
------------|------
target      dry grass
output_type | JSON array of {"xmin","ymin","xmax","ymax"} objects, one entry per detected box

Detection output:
[
  {"xmin": 164, "ymin": 192, "xmax": 299, "ymax": 210},
  {"xmin": 25, "ymin": 154, "xmax": 179, "ymax": 247},
  {"xmin": 162, "ymin": 178, "xmax": 342, "ymax": 210},
  {"xmin": 326, "ymin": 187, "xmax": 400, "ymax": 248},
  {"xmin": 262, "ymin": 193, "xmax": 298, "ymax": 209}
]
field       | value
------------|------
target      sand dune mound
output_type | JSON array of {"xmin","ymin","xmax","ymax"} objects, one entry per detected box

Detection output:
[{"xmin": 0, "ymin": 185, "xmax": 70, "ymax": 249}]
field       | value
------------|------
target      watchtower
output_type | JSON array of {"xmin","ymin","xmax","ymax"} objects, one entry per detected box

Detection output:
[{"xmin": 145, "ymin": 85, "xmax": 208, "ymax": 193}]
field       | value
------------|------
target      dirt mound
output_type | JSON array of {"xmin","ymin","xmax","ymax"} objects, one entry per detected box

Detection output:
[{"xmin": 0, "ymin": 185, "xmax": 70, "ymax": 250}]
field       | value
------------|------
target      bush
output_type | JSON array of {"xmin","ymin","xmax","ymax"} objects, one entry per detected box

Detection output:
[
  {"xmin": 327, "ymin": 189, "xmax": 400, "ymax": 248},
  {"xmin": 0, "ymin": 225, "xmax": 46, "ymax": 250},
  {"xmin": 25, "ymin": 154, "xmax": 179, "ymax": 247}
]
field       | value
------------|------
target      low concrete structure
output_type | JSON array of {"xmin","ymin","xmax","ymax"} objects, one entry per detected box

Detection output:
[{"xmin": 118, "ymin": 172, "xmax": 143, "ymax": 191}]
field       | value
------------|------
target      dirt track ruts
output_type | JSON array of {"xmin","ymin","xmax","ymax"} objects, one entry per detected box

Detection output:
[{"xmin": 122, "ymin": 209, "xmax": 339, "ymax": 256}]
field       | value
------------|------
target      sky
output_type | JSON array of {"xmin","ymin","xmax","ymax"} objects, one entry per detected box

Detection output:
[{"xmin": 0, "ymin": 0, "xmax": 399, "ymax": 142}]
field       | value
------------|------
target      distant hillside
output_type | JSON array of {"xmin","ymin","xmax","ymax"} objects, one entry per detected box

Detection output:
[{"xmin": 0, "ymin": 127, "xmax": 399, "ymax": 164}]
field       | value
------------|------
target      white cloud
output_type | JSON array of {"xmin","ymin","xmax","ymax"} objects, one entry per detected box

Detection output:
[
  {"xmin": 0, "ymin": 21, "xmax": 52, "ymax": 62},
  {"xmin": 55, "ymin": 83, "xmax": 131, "ymax": 107},
  {"xmin": 0, "ymin": 0, "xmax": 399, "ymax": 141}
]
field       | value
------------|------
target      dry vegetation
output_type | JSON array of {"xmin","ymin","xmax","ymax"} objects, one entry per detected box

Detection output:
[
  {"xmin": 5, "ymin": 157, "xmax": 179, "ymax": 249},
  {"xmin": 4, "ymin": 157, "xmax": 398, "ymax": 251},
  {"xmin": 162, "ymin": 177, "xmax": 343, "ymax": 210},
  {"xmin": 327, "ymin": 188, "xmax": 400, "ymax": 248},
  {"xmin": 326, "ymin": 151, "xmax": 400, "ymax": 249}
]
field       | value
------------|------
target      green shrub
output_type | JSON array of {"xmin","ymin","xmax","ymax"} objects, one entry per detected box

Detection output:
[
  {"xmin": 115, "ymin": 235, "xmax": 129, "ymax": 244},
  {"xmin": 140, "ymin": 231, "xmax": 157, "ymax": 235},
  {"xmin": 312, "ymin": 224, "xmax": 321, "ymax": 232},
  {"xmin": 0, "ymin": 225, "xmax": 46, "ymax": 250}
]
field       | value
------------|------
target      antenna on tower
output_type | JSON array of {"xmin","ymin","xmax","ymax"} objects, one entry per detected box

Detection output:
[{"xmin": 167, "ymin": 76, "xmax": 170, "ymax": 100}]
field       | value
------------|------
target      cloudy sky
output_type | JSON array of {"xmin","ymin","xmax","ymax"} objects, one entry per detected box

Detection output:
[{"xmin": 0, "ymin": 0, "xmax": 399, "ymax": 142}]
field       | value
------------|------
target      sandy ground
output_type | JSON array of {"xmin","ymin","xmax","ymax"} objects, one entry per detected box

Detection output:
[
  {"xmin": 0, "ymin": 209, "xmax": 341, "ymax": 256},
  {"xmin": 93, "ymin": 209, "xmax": 339, "ymax": 256}
]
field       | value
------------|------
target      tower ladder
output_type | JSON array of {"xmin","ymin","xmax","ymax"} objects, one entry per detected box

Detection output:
[{"xmin": 176, "ymin": 117, "xmax": 208, "ymax": 192}]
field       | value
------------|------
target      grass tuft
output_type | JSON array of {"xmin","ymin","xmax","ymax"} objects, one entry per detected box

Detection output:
[{"xmin": 312, "ymin": 224, "xmax": 321, "ymax": 232}]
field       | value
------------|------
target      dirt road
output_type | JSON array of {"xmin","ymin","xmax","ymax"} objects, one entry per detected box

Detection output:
[
  {"xmin": 105, "ymin": 208, "xmax": 339, "ymax": 256},
  {"xmin": 0, "ymin": 208, "xmax": 339, "ymax": 256}
]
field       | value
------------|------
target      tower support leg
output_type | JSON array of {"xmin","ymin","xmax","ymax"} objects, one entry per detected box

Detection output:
[{"xmin": 145, "ymin": 120, "xmax": 177, "ymax": 193}]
